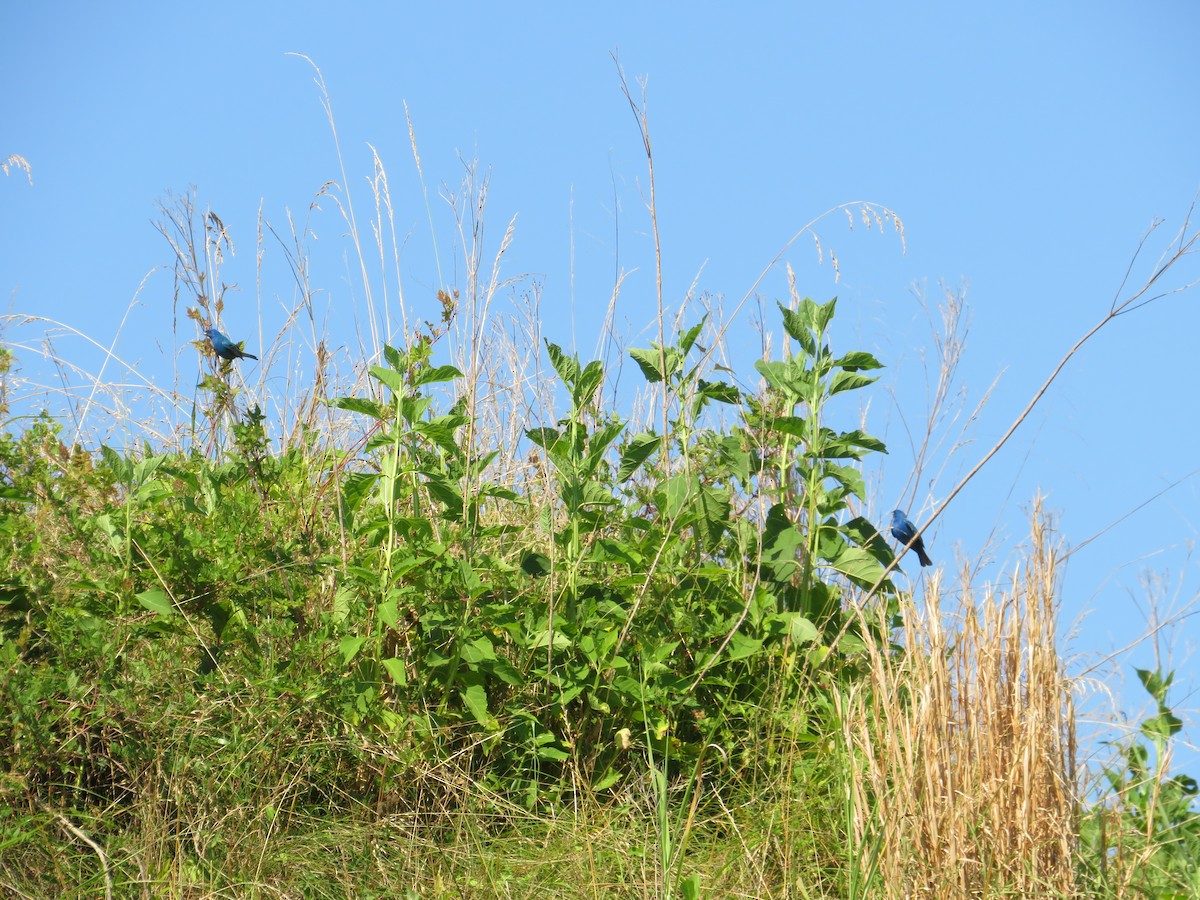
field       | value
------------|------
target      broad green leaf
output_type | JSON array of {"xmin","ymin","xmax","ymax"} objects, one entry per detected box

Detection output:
[
  {"xmin": 382, "ymin": 344, "xmax": 404, "ymax": 371},
  {"xmin": 617, "ymin": 432, "xmax": 660, "ymax": 482},
  {"xmin": 94, "ymin": 514, "xmax": 123, "ymax": 553},
  {"xmin": 379, "ymin": 594, "xmax": 399, "ymax": 629},
  {"xmin": 679, "ymin": 318, "xmax": 706, "ymax": 354},
  {"xmin": 133, "ymin": 454, "xmax": 167, "ymax": 486},
  {"xmin": 489, "ymin": 658, "xmax": 523, "ymax": 687},
  {"xmin": 100, "ymin": 444, "xmax": 132, "ymax": 483},
  {"xmin": 461, "ymin": 683, "xmax": 500, "ymax": 731},
  {"xmin": 778, "ymin": 612, "xmax": 819, "ymax": 644},
  {"xmin": 136, "ymin": 588, "xmax": 173, "ymax": 617},
  {"xmin": 629, "ymin": 345, "xmax": 681, "ymax": 384},
  {"xmin": 416, "ymin": 420, "xmax": 463, "ymax": 455},
  {"xmin": 829, "ymin": 546, "xmax": 888, "ymax": 588},
  {"xmin": 813, "ymin": 296, "xmax": 837, "ymax": 333},
  {"xmin": 828, "ymin": 370, "xmax": 878, "ymax": 396},
  {"xmin": 577, "ymin": 359, "xmax": 605, "ymax": 407},
  {"xmin": 460, "ymin": 636, "xmax": 497, "ymax": 665},
  {"xmin": 413, "ymin": 364, "xmax": 464, "ymax": 387},
  {"xmin": 778, "ymin": 302, "xmax": 816, "ymax": 356},
  {"xmin": 529, "ymin": 629, "xmax": 573, "ymax": 650},
  {"xmin": 727, "ymin": 632, "xmax": 764, "ymax": 661},
  {"xmin": 545, "ymin": 341, "xmax": 579, "ymax": 389},
  {"xmin": 662, "ymin": 474, "xmax": 697, "ymax": 520},
  {"xmin": 1136, "ymin": 668, "xmax": 1173, "ymax": 702},
  {"xmin": 592, "ymin": 767, "xmax": 622, "ymax": 792},
  {"xmin": 755, "ymin": 359, "xmax": 811, "ymax": 401},
  {"xmin": 833, "ymin": 350, "xmax": 884, "ymax": 371},
  {"xmin": 382, "ymin": 657, "xmax": 407, "ymax": 685},
  {"xmin": 1141, "ymin": 709, "xmax": 1183, "ymax": 744},
  {"xmin": 697, "ymin": 379, "xmax": 739, "ymax": 405},
  {"xmin": 841, "ymin": 429, "xmax": 887, "ymax": 453},
  {"xmin": 367, "ymin": 365, "xmax": 404, "ymax": 395},
  {"xmin": 824, "ymin": 463, "xmax": 866, "ymax": 501},
  {"xmin": 331, "ymin": 396, "xmax": 388, "ymax": 422},
  {"xmin": 520, "ymin": 550, "xmax": 552, "ymax": 578},
  {"xmin": 583, "ymin": 420, "xmax": 625, "ymax": 477},
  {"xmin": 767, "ymin": 415, "xmax": 807, "ymax": 438},
  {"xmin": 338, "ymin": 635, "xmax": 367, "ymax": 665},
  {"xmin": 525, "ymin": 427, "xmax": 560, "ymax": 450}
]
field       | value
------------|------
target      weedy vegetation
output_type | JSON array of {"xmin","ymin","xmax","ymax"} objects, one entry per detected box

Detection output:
[{"xmin": 2, "ymin": 62, "xmax": 1199, "ymax": 899}]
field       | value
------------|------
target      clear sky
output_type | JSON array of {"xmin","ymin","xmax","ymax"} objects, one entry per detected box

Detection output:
[{"xmin": 4, "ymin": 3, "xmax": 1200, "ymax": 777}]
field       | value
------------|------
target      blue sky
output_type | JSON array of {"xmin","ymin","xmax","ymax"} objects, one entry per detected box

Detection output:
[{"xmin": 4, "ymin": 3, "xmax": 1200, "ymax": 776}]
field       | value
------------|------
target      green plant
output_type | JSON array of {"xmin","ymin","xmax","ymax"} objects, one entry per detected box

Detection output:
[{"xmin": 1081, "ymin": 667, "xmax": 1200, "ymax": 897}]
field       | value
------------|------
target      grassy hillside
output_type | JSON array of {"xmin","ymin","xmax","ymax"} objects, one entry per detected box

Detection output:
[{"xmin": 3, "ymin": 153, "xmax": 1199, "ymax": 898}]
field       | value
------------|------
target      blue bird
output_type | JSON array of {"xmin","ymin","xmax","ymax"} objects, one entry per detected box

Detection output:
[
  {"xmin": 890, "ymin": 509, "xmax": 932, "ymax": 567},
  {"xmin": 204, "ymin": 327, "xmax": 257, "ymax": 361}
]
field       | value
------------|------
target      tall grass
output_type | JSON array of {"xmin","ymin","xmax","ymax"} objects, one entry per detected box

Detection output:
[{"xmin": 841, "ymin": 501, "xmax": 1077, "ymax": 897}]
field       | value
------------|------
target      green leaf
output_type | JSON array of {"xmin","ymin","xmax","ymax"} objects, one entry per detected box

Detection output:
[
  {"xmin": 368, "ymin": 365, "xmax": 405, "ymax": 395},
  {"xmin": 829, "ymin": 546, "xmax": 887, "ymax": 589},
  {"xmin": 1141, "ymin": 709, "xmax": 1183, "ymax": 744},
  {"xmin": 413, "ymin": 364, "xmax": 464, "ymax": 387},
  {"xmin": 100, "ymin": 444, "xmax": 133, "ymax": 483},
  {"xmin": 617, "ymin": 432, "xmax": 661, "ymax": 482},
  {"xmin": 592, "ymin": 767, "xmax": 622, "ymax": 792},
  {"xmin": 1136, "ymin": 667, "xmax": 1173, "ymax": 703},
  {"xmin": 779, "ymin": 612, "xmax": 819, "ymax": 644},
  {"xmin": 331, "ymin": 396, "xmax": 389, "ymax": 421},
  {"xmin": 839, "ymin": 429, "xmax": 887, "ymax": 454},
  {"xmin": 824, "ymin": 463, "xmax": 867, "ymax": 501},
  {"xmin": 676, "ymin": 318, "xmax": 706, "ymax": 355},
  {"xmin": 525, "ymin": 427, "xmax": 560, "ymax": 451},
  {"xmin": 338, "ymin": 635, "xmax": 367, "ymax": 665},
  {"xmin": 132, "ymin": 454, "xmax": 167, "ymax": 486},
  {"xmin": 778, "ymin": 302, "xmax": 816, "ymax": 356},
  {"xmin": 545, "ymin": 341, "xmax": 579, "ymax": 389},
  {"xmin": 630, "ymin": 347, "xmax": 666, "ymax": 384},
  {"xmin": 813, "ymin": 296, "xmax": 837, "ymax": 333},
  {"xmin": 460, "ymin": 636, "xmax": 497, "ymax": 665},
  {"xmin": 382, "ymin": 657, "xmax": 407, "ymax": 685},
  {"xmin": 94, "ymin": 513, "xmax": 123, "ymax": 553},
  {"xmin": 136, "ymin": 588, "xmax": 174, "ymax": 617},
  {"xmin": 727, "ymin": 632, "xmax": 764, "ymax": 661},
  {"xmin": 697, "ymin": 379, "xmax": 739, "ymax": 405},
  {"xmin": 529, "ymin": 629, "xmax": 573, "ymax": 650},
  {"xmin": 416, "ymin": 420, "xmax": 463, "ymax": 455},
  {"xmin": 662, "ymin": 474, "xmax": 697, "ymax": 521},
  {"xmin": 461, "ymin": 683, "xmax": 500, "ymax": 731},
  {"xmin": 833, "ymin": 350, "xmax": 884, "ymax": 371},
  {"xmin": 583, "ymin": 421, "xmax": 625, "ymax": 476},
  {"xmin": 521, "ymin": 549, "xmax": 552, "ymax": 577},
  {"xmin": 577, "ymin": 360, "xmax": 604, "ymax": 407},
  {"xmin": 767, "ymin": 415, "xmax": 807, "ymax": 438},
  {"xmin": 755, "ymin": 359, "xmax": 812, "ymax": 402},
  {"xmin": 379, "ymin": 593, "xmax": 400, "ymax": 629},
  {"xmin": 382, "ymin": 344, "xmax": 404, "ymax": 371},
  {"xmin": 828, "ymin": 370, "xmax": 878, "ymax": 396}
]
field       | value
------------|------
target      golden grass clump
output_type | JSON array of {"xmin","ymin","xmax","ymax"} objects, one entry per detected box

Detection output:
[{"xmin": 841, "ymin": 499, "xmax": 1077, "ymax": 897}]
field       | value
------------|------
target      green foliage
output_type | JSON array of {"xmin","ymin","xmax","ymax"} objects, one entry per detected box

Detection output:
[
  {"xmin": 6, "ymin": 294, "xmax": 1152, "ymax": 896},
  {"xmin": 1080, "ymin": 668, "xmax": 1200, "ymax": 897}
]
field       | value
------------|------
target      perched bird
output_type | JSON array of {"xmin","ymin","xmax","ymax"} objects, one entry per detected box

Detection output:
[
  {"xmin": 204, "ymin": 327, "xmax": 258, "ymax": 361},
  {"xmin": 890, "ymin": 509, "xmax": 932, "ymax": 567}
]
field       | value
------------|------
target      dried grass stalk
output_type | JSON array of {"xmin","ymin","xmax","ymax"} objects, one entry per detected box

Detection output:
[{"xmin": 842, "ymin": 498, "xmax": 1077, "ymax": 898}]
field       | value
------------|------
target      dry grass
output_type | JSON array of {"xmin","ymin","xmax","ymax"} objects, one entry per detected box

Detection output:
[{"xmin": 841, "ymin": 499, "xmax": 1077, "ymax": 898}]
